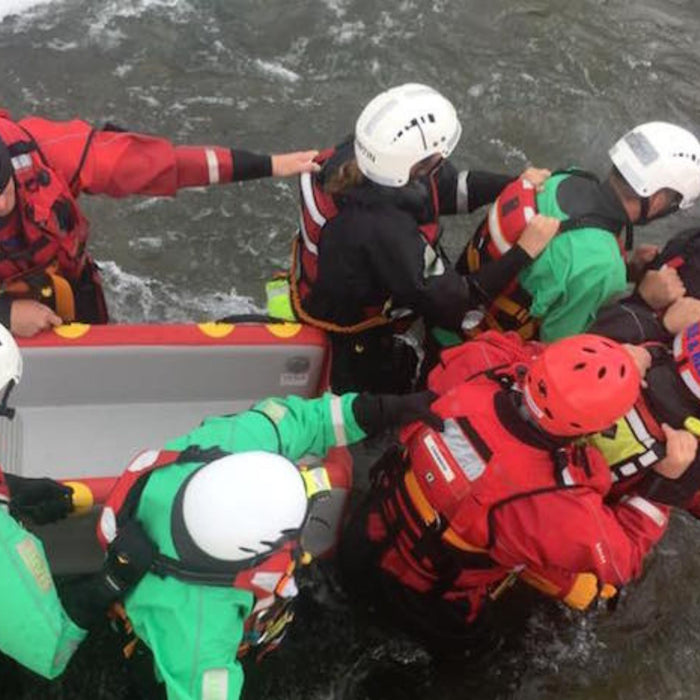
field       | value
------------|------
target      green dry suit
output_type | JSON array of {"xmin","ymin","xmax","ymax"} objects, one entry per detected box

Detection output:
[
  {"xmin": 120, "ymin": 392, "xmax": 367, "ymax": 700},
  {"xmin": 518, "ymin": 171, "xmax": 629, "ymax": 341},
  {"xmin": 0, "ymin": 504, "xmax": 86, "ymax": 678}
]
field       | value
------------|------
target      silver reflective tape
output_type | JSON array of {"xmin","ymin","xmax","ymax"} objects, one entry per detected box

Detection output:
[
  {"xmin": 638, "ymin": 450, "xmax": 660, "ymax": 467},
  {"xmin": 560, "ymin": 467, "xmax": 575, "ymax": 486},
  {"xmin": 202, "ymin": 668, "xmax": 229, "ymax": 700},
  {"xmin": 10, "ymin": 154, "xmax": 31, "ymax": 171},
  {"xmin": 623, "ymin": 495, "xmax": 666, "ymax": 528},
  {"xmin": 301, "ymin": 172, "xmax": 326, "ymax": 227},
  {"xmin": 626, "ymin": 408, "xmax": 654, "ymax": 448},
  {"xmin": 441, "ymin": 418, "xmax": 486, "ymax": 482},
  {"xmin": 330, "ymin": 395, "xmax": 347, "ymax": 446},
  {"xmin": 619, "ymin": 462, "xmax": 638, "ymax": 477},
  {"xmin": 205, "ymin": 148, "xmax": 220, "ymax": 184},
  {"xmin": 456, "ymin": 169, "xmax": 470, "ymax": 213},
  {"xmin": 299, "ymin": 216, "xmax": 319, "ymax": 256},
  {"xmin": 487, "ymin": 201, "xmax": 511, "ymax": 255}
]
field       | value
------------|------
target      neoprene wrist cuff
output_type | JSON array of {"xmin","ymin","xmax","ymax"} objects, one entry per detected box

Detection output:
[{"xmin": 230, "ymin": 149, "xmax": 273, "ymax": 181}]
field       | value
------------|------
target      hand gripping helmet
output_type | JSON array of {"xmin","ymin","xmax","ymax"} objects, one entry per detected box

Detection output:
[
  {"xmin": 609, "ymin": 122, "xmax": 700, "ymax": 210},
  {"xmin": 522, "ymin": 335, "xmax": 640, "ymax": 437},
  {"xmin": 0, "ymin": 325, "xmax": 21, "ymax": 419},
  {"xmin": 172, "ymin": 451, "xmax": 308, "ymax": 565},
  {"xmin": 673, "ymin": 322, "xmax": 700, "ymax": 400},
  {"xmin": 354, "ymin": 83, "xmax": 462, "ymax": 187}
]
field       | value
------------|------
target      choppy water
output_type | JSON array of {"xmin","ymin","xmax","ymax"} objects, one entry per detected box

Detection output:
[{"xmin": 2, "ymin": 0, "xmax": 700, "ymax": 698}]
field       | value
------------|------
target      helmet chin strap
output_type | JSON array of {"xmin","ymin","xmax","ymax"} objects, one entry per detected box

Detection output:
[
  {"xmin": 636, "ymin": 195, "xmax": 680, "ymax": 225},
  {"xmin": 0, "ymin": 380, "xmax": 16, "ymax": 420}
]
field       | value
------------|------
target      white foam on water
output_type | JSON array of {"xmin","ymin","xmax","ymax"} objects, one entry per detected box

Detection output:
[
  {"xmin": 98, "ymin": 260, "xmax": 259, "ymax": 324},
  {"xmin": 253, "ymin": 59, "xmax": 301, "ymax": 84},
  {"xmin": 86, "ymin": 0, "xmax": 193, "ymax": 46},
  {"xmin": 0, "ymin": 0, "xmax": 55, "ymax": 20}
]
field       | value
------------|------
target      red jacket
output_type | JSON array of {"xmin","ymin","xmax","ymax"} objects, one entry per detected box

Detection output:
[
  {"xmin": 380, "ymin": 336, "xmax": 669, "ymax": 619},
  {"xmin": 0, "ymin": 112, "xmax": 261, "ymax": 323}
]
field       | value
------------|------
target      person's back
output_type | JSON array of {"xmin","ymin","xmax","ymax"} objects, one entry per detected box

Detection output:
[
  {"xmin": 461, "ymin": 122, "xmax": 700, "ymax": 342},
  {"xmin": 284, "ymin": 83, "xmax": 557, "ymax": 393}
]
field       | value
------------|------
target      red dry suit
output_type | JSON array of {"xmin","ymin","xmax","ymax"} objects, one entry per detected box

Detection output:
[
  {"xmin": 351, "ymin": 342, "xmax": 668, "ymax": 627},
  {"xmin": 0, "ymin": 111, "xmax": 255, "ymax": 325}
]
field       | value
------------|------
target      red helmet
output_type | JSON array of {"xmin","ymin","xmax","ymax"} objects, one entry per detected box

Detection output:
[
  {"xmin": 522, "ymin": 334, "xmax": 640, "ymax": 437},
  {"xmin": 673, "ymin": 322, "xmax": 700, "ymax": 399}
]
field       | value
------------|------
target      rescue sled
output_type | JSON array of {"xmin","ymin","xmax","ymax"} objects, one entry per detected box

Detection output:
[{"xmin": 2, "ymin": 318, "xmax": 331, "ymax": 572}]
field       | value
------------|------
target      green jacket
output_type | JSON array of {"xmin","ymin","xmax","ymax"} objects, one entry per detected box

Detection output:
[
  {"xmin": 0, "ymin": 506, "xmax": 86, "ymax": 679},
  {"xmin": 125, "ymin": 392, "xmax": 366, "ymax": 700},
  {"xmin": 519, "ymin": 172, "xmax": 628, "ymax": 341}
]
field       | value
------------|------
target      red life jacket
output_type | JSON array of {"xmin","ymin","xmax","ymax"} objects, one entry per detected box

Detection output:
[
  {"xmin": 97, "ymin": 445, "xmax": 353, "ymax": 660},
  {"xmin": 0, "ymin": 113, "xmax": 90, "ymax": 288},
  {"xmin": 427, "ymin": 330, "xmax": 543, "ymax": 395},
  {"xmin": 370, "ymin": 376, "xmax": 611, "ymax": 619},
  {"xmin": 289, "ymin": 145, "xmax": 442, "ymax": 333}
]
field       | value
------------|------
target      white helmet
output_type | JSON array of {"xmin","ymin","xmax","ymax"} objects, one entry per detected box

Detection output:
[
  {"xmin": 354, "ymin": 83, "xmax": 462, "ymax": 187},
  {"xmin": 609, "ymin": 121, "xmax": 700, "ymax": 209},
  {"xmin": 0, "ymin": 325, "xmax": 21, "ymax": 418},
  {"xmin": 177, "ymin": 451, "xmax": 307, "ymax": 563}
]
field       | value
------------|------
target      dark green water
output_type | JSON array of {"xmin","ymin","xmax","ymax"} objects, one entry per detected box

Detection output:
[{"xmin": 1, "ymin": 0, "xmax": 700, "ymax": 697}]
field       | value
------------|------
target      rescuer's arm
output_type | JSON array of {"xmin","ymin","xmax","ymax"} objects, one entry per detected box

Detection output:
[
  {"xmin": 165, "ymin": 392, "xmax": 441, "ymax": 463},
  {"xmin": 22, "ymin": 116, "xmax": 317, "ymax": 198}
]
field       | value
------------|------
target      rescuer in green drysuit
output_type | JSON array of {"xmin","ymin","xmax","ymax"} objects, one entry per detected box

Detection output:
[
  {"xmin": 0, "ymin": 324, "xmax": 153, "ymax": 680},
  {"xmin": 101, "ymin": 390, "xmax": 440, "ymax": 700}
]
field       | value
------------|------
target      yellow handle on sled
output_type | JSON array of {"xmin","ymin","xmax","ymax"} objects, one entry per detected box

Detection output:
[{"xmin": 63, "ymin": 481, "xmax": 95, "ymax": 515}]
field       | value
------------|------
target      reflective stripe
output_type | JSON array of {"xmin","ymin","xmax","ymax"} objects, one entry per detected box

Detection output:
[
  {"xmin": 560, "ymin": 467, "xmax": 575, "ymax": 486},
  {"xmin": 201, "ymin": 668, "xmax": 229, "ymax": 700},
  {"xmin": 10, "ymin": 154, "xmax": 32, "ymax": 172},
  {"xmin": 301, "ymin": 173, "xmax": 327, "ymax": 227},
  {"xmin": 673, "ymin": 332, "xmax": 683, "ymax": 360},
  {"xmin": 456, "ymin": 169, "xmax": 470, "ymax": 213},
  {"xmin": 441, "ymin": 418, "xmax": 486, "ymax": 482},
  {"xmin": 639, "ymin": 450, "xmax": 660, "ymax": 467},
  {"xmin": 627, "ymin": 408, "xmax": 655, "ymax": 448},
  {"xmin": 205, "ymin": 148, "xmax": 220, "ymax": 184},
  {"xmin": 330, "ymin": 395, "xmax": 347, "ymax": 446},
  {"xmin": 488, "ymin": 201, "xmax": 512, "ymax": 255},
  {"xmin": 622, "ymin": 495, "xmax": 667, "ymax": 527},
  {"xmin": 299, "ymin": 216, "xmax": 319, "ymax": 256},
  {"xmin": 619, "ymin": 462, "xmax": 638, "ymax": 477}
]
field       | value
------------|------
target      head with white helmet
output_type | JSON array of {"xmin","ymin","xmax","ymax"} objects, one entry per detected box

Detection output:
[
  {"xmin": 354, "ymin": 83, "xmax": 462, "ymax": 188},
  {"xmin": 171, "ymin": 451, "xmax": 308, "ymax": 567},
  {"xmin": 609, "ymin": 122, "xmax": 700, "ymax": 223},
  {"xmin": 0, "ymin": 325, "xmax": 21, "ymax": 419}
]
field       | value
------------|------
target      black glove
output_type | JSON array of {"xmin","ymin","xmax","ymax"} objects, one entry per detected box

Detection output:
[
  {"xmin": 353, "ymin": 391, "xmax": 444, "ymax": 435},
  {"xmin": 61, "ymin": 519, "xmax": 157, "ymax": 630},
  {"xmin": 103, "ymin": 519, "xmax": 157, "ymax": 594},
  {"xmin": 4, "ymin": 474, "xmax": 73, "ymax": 525}
]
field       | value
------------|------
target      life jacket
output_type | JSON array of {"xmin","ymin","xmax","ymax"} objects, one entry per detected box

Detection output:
[
  {"xmin": 289, "ymin": 144, "xmax": 442, "ymax": 334},
  {"xmin": 589, "ymin": 401, "xmax": 665, "ymax": 490},
  {"xmin": 0, "ymin": 113, "xmax": 95, "ymax": 321},
  {"xmin": 369, "ymin": 375, "xmax": 612, "ymax": 619},
  {"xmin": 462, "ymin": 171, "xmax": 627, "ymax": 340},
  {"xmin": 97, "ymin": 445, "xmax": 353, "ymax": 661},
  {"xmin": 427, "ymin": 330, "xmax": 542, "ymax": 395}
]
